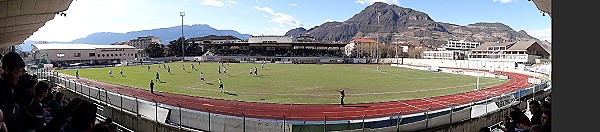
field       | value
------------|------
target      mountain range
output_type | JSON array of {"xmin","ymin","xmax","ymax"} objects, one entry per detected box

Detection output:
[
  {"xmin": 20, "ymin": 24, "xmax": 251, "ymax": 51},
  {"xmin": 71, "ymin": 24, "xmax": 251, "ymax": 44},
  {"xmin": 285, "ymin": 2, "xmax": 551, "ymax": 53}
]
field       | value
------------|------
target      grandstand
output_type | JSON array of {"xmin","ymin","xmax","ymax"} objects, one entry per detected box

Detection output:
[{"xmin": 201, "ymin": 35, "xmax": 347, "ymax": 58}]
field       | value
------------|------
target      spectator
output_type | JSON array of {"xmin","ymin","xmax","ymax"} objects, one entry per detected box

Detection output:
[
  {"xmin": 529, "ymin": 100, "xmax": 542, "ymax": 126},
  {"xmin": 15, "ymin": 79, "xmax": 37, "ymax": 117},
  {"xmin": 47, "ymin": 91, "xmax": 67, "ymax": 110},
  {"xmin": 0, "ymin": 52, "xmax": 26, "ymax": 132},
  {"xmin": 512, "ymin": 107, "xmax": 531, "ymax": 126},
  {"xmin": 42, "ymin": 88, "xmax": 55, "ymax": 106},
  {"xmin": 540, "ymin": 110, "xmax": 551, "ymax": 132},
  {"xmin": 43, "ymin": 91, "xmax": 69, "ymax": 132},
  {"xmin": 63, "ymin": 98, "xmax": 84, "ymax": 117},
  {"xmin": 61, "ymin": 100, "xmax": 97, "ymax": 132},
  {"xmin": 541, "ymin": 100, "xmax": 551, "ymax": 112},
  {"xmin": 24, "ymin": 81, "xmax": 50, "ymax": 131},
  {"xmin": 504, "ymin": 110, "xmax": 530, "ymax": 132},
  {"xmin": 42, "ymin": 106, "xmax": 67, "ymax": 132}
]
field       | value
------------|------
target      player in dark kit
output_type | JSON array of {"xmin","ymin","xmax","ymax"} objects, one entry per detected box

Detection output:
[
  {"xmin": 155, "ymin": 72, "xmax": 160, "ymax": 82},
  {"xmin": 76, "ymin": 70, "xmax": 79, "ymax": 79},
  {"xmin": 338, "ymin": 90, "xmax": 345, "ymax": 107},
  {"xmin": 150, "ymin": 80, "xmax": 155, "ymax": 93}
]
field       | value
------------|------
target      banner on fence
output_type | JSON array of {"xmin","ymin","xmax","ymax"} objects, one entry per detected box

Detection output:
[{"xmin": 492, "ymin": 94, "xmax": 516, "ymax": 108}]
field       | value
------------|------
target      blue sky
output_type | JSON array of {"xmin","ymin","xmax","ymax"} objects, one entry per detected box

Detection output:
[{"xmin": 27, "ymin": 0, "xmax": 551, "ymax": 42}]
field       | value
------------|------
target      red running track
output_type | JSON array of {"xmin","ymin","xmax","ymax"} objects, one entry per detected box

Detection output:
[{"xmin": 57, "ymin": 68, "xmax": 533, "ymax": 121}]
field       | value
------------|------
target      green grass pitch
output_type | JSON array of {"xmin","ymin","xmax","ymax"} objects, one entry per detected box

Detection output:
[{"xmin": 58, "ymin": 62, "xmax": 508, "ymax": 104}]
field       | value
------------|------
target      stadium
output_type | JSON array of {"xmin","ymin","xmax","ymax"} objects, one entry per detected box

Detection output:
[
  {"xmin": 27, "ymin": 35, "xmax": 551, "ymax": 132},
  {"xmin": 2, "ymin": 0, "xmax": 552, "ymax": 132}
]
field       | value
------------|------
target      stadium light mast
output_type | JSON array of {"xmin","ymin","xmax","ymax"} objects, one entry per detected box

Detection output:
[
  {"xmin": 376, "ymin": 8, "xmax": 381, "ymax": 63},
  {"xmin": 180, "ymin": 11, "xmax": 185, "ymax": 61},
  {"xmin": 476, "ymin": 60, "xmax": 480, "ymax": 90}
]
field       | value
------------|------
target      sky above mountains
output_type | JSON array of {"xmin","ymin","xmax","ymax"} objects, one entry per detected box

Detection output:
[{"xmin": 27, "ymin": 0, "xmax": 551, "ymax": 43}]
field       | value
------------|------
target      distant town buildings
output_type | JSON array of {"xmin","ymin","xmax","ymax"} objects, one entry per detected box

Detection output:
[
  {"xmin": 345, "ymin": 38, "xmax": 377, "ymax": 57},
  {"xmin": 422, "ymin": 40, "xmax": 481, "ymax": 60},
  {"xmin": 111, "ymin": 36, "xmax": 163, "ymax": 60},
  {"xmin": 129, "ymin": 36, "xmax": 162, "ymax": 49}
]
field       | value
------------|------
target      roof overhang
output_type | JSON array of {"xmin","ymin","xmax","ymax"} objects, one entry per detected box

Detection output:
[
  {"xmin": 1, "ymin": 0, "xmax": 74, "ymax": 48},
  {"xmin": 531, "ymin": 0, "xmax": 551, "ymax": 17}
]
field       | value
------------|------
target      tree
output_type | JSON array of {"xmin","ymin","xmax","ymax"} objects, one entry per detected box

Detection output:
[
  {"xmin": 186, "ymin": 42, "xmax": 203, "ymax": 56},
  {"xmin": 408, "ymin": 47, "xmax": 425, "ymax": 58},
  {"xmin": 166, "ymin": 37, "xmax": 202, "ymax": 56},
  {"xmin": 145, "ymin": 43, "xmax": 165, "ymax": 58},
  {"xmin": 167, "ymin": 37, "xmax": 185, "ymax": 57}
]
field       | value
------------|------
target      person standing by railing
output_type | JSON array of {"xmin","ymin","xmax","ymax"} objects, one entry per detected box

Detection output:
[
  {"xmin": 338, "ymin": 89, "xmax": 345, "ymax": 107},
  {"xmin": 150, "ymin": 80, "xmax": 154, "ymax": 94}
]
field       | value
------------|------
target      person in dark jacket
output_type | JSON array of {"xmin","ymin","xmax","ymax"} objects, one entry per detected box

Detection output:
[{"xmin": 0, "ymin": 52, "xmax": 26, "ymax": 132}]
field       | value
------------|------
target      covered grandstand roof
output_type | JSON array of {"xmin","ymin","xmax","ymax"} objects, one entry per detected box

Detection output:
[
  {"xmin": 1, "ymin": 0, "xmax": 74, "ymax": 48},
  {"xmin": 531, "ymin": 0, "xmax": 551, "ymax": 17}
]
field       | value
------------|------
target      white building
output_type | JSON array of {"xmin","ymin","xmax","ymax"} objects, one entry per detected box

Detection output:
[
  {"xmin": 248, "ymin": 35, "xmax": 293, "ymax": 43},
  {"xmin": 422, "ymin": 50, "xmax": 463, "ymax": 60},
  {"xmin": 119, "ymin": 36, "xmax": 163, "ymax": 59},
  {"xmin": 32, "ymin": 44, "xmax": 137, "ymax": 66},
  {"xmin": 344, "ymin": 38, "xmax": 377, "ymax": 57},
  {"xmin": 468, "ymin": 41, "xmax": 550, "ymax": 64},
  {"xmin": 422, "ymin": 40, "xmax": 480, "ymax": 60},
  {"xmin": 444, "ymin": 40, "xmax": 481, "ymax": 51}
]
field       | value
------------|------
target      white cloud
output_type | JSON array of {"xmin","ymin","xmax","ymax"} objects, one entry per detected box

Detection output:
[
  {"xmin": 492, "ymin": 0, "xmax": 515, "ymax": 4},
  {"xmin": 355, "ymin": 0, "xmax": 400, "ymax": 5},
  {"xmin": 253, "ymin": 6, "xmax": 275, "ymax": 14},
  {"xmin": 226, "ymin": 0, "xmax": 236, "ymax": 5},
  {"xmin": 253, "ymin": 6, "xmax": 302, "ymax": 27},
  {"xmin": 270, "ymin": 13, "xmax": 302, "ymax": 27},
  {"xmin": 289, "ymin": 3, "xmax": 297, "ymax": 6},
  {"xmin": 527, "ymin": 28, "xmax": 551, "ymax": 42},
  {"xmin": 201, "ymin": 0, "xmax": 225, "ymax": 7}
]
